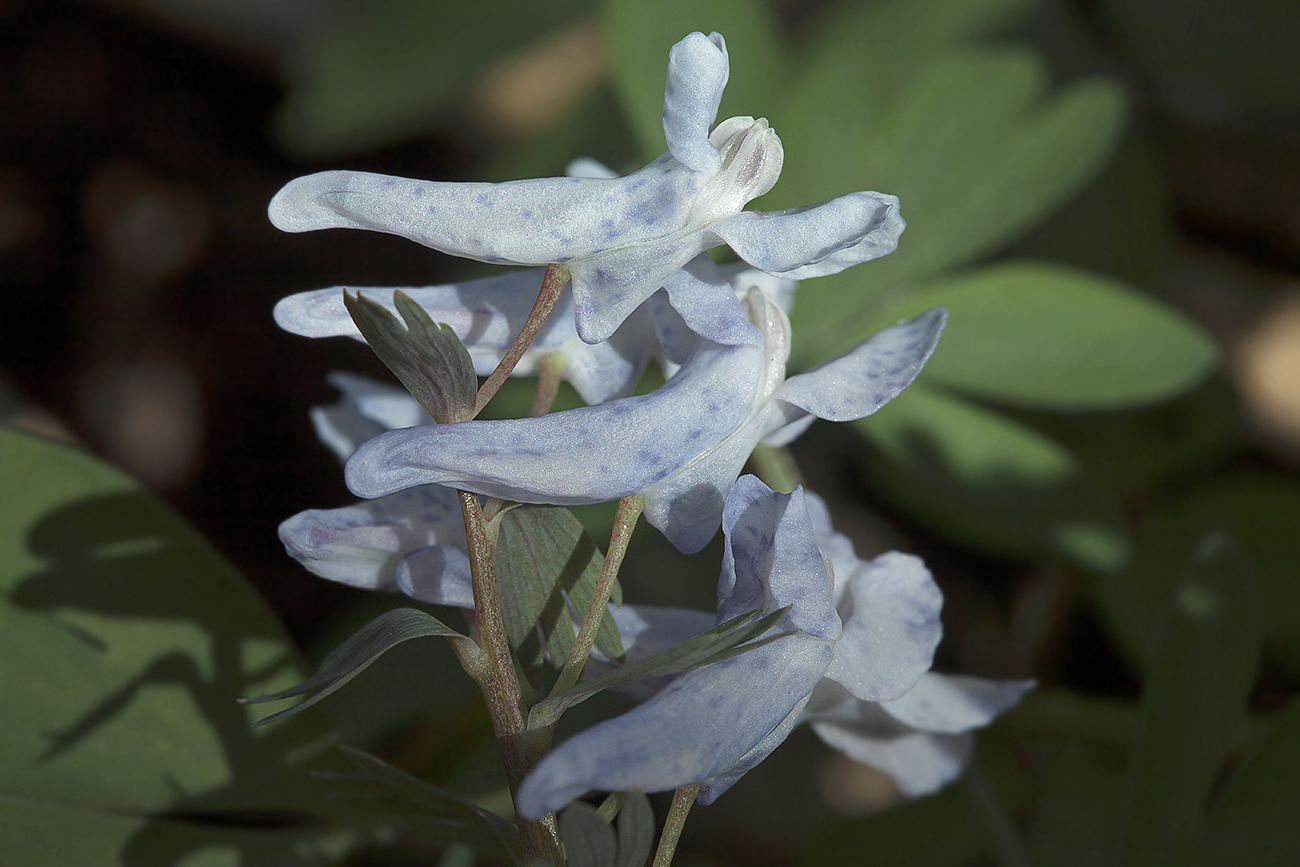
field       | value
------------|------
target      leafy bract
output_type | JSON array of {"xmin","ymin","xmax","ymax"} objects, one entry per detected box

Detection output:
[
  {"xmin": 853, "ymin": 384, "xmax": 1129, "ymax": 572},
  {"xmin": 242, "ymin": 607, "xmax": 464, "ymax": 727},
  {"xmin": 863, "ymin": 262, "xmax": 1218, "ymax": 409},
  {"xmin": 345, "ymin": 290, "xmax": 479, "ymax": 424},
  {"xmin": 497, "ymin": 505, "xmax": 626, "ymax": 687},
  {"xmin": 0, "ymin": 427, "xmax": 343, "ymax": 864},
  {"xmin": 1118, "ymin": 533, "xmax": 1261, "ymax": 867}
]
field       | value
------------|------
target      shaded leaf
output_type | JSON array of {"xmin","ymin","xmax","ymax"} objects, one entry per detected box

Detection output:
[
  {"xmin": 1197, "ymin": 698, "xmax": 1300, "ymax": 866},
  {"xmin": 864, "ymin": 262, "xmax": 1217, "ymax": 409},
  {"xmin": 328, "ymin": 745, "xmax": 519, "ymax": 862},
  {"xmin": 614, "ymin": 791, "xmax": 654, "ymax": 867},
  {"xmin": 497, "ymin": 505, "xmax": 624, "ymax": 687},
  {"xmin": 0, "ymin": 427, "xmax": 344, "ymax": 864},
  {"xmin": 345, "ymin": 290, "xmax": 478, "ymax": 424},
  {"xmin": 242, "ymin": 607, "xmax": 463, "ymax": 727},
  {"xmin": 853, "ymin": 384, "xmax": 1129, "ymax": 572},
  {"xmin": 559, "ymin": 801, "xmax": 617, "ymax": 867},
  {"xmin": 1118, "ymin": 533, "xmax": 1262, "ymax": 867}
]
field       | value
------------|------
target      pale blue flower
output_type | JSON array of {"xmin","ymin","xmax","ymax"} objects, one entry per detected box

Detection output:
[
  {"xmin": 344, "ymin": 288, "xmax": 946, "ymax": 553},
  {"xmin": 513, "ymin": 481, "xmax": 1030, "ymax": 817},
  {"xmin": 268, "ymin": 31, "xmax": 904, "ymax": 344},
  {"xmin": 272, "ymin": 257, "xmax": 795, "ymax": 406}
]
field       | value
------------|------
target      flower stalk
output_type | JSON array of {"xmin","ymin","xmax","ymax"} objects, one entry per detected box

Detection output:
[{"xmin": 473, "ymin": 263, "xmax": 570, "ymax": 417}]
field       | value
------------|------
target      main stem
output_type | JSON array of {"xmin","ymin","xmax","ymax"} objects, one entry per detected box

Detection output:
[
  {"xmin": 458, "ymin": 490, "xmax": 562, "ymax": 863},
  {"xmin": 473, "ymin": 263, "xmax": 570, "ymax": 418}
]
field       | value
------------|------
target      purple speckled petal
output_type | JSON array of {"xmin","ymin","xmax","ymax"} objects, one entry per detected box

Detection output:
[
  {"xmin": 710, "ymin": 191, "xmax": 905, "ymax": 279},
  {"xmin": 662, "ymin": 32, "xmax": 729, "ymax": 174},
  {"xmin": 777, "ymin": 307, "xmax": 946, "ymax": 422},
  {"xmin": 824, "ymin": 552, "xmax": 944, "ymax": 702}
]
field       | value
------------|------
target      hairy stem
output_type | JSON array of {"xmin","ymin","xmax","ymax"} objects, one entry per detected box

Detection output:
[
  {"xmin": 458, "ymin": 490, "xmax": 562, "ymax": 863},
  {"xmin": 652, "ymin": 784, "xmax": 700, "ymax": 867},
  {"xmin": 547, "ymin": 495, "xmax": 643, "ymax": 704},
  {"xmin": 474, "ymin": 263, "xmax": 570, "ymax": 418}
]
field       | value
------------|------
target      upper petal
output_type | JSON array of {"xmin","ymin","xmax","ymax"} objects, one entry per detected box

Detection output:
[
  {"xmin": 710, "ymin": 191, "xmax": 905, "ymax": 279},
  {"xmin": 776, "ymin": 307, "xmax": 947, "ymax": 422},
  {"xmin": 824, "ymin": 552, "xmax": 944, "ymax": 702},
  {"xmin": 662, "ymin": 32, "xmax": 729, "ymax": 174},
  {"xmin": 268, "ymin": 165, "xmax": 700, "ymax": 267}
]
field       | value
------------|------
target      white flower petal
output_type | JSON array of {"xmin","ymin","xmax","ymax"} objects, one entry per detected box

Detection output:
[
  {"xmin": 394, "ymin": 546, "xmax": 475, "ymax": 608},
  {"xmin": 515, "ymin": 633, "xmax": 833, "ymax": 819},
  {"xmin": 710, "ymin": 191, "xmax": 904, "ymax": 278},
  {"xmin": 323, "ymin": 371, "xmax": 432, "ymax": 432},
  {"xmin": 881, "ymin": 673, "xmax": 1034, "ymax": 734},
  {"xmin": 278, "ymin": 485, "xmax": 465, "ymax": 591},
  {"xmin": 824, "ymin": 552, "xmax": 944, "ymax": 702},
  {"xmin": 810, "ymin": 708, "xmax": 975, "ymax": 798},
  {"xmin": 776, "ymin": 308, "xmax": 947, "ymax": 422},
  {"xmin": 662, "ymin": 32, "xmax": 729, "ymax": 174},
  {"xmin": 662, "ymin": 254, "xmax": 761, "ymax": 348}
]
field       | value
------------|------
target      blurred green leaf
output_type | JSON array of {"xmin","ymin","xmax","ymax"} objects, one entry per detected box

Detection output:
[
  {"xmin": 777, "ymin": 26, "xmax": 1125, "ymax": 356},
  {"xmin": 242, "ymin": 607, "xmax": 464, "ymax": 727},
  {"xmin": 1194, "ymin": 699, "xmax": 1300, "ymax": 866},
  {"xmin": 603, "ymin": 0, "xmax": 787, "ymax": 160},
  {"xmin": 0, "ymin": 428, "xmax": 344, "ymax": 864},
  {"xmin": 277, "ymin": 0, "xmax": 594, "ymax": 155},
  {"xmin": 1100, "ymin": 0, "xmax": 1300, "ymax": 109},
  {"xmin": 1118, "ymin": 533, "xmax": 1261, "ymax": 867},
  {"xmin": 614, "ymin": 790, "xmax": 654, "ymax": 867},
  {"xmin": 866, "ymin": 262, "xmax": 1217, "ymax": 409},
  {"xmin": 1090, "ymin": 472, "xmax": 1300, "ymax": 674},
  {"xmin": 852, "ymin": 384, "xmax": 1129, "ymax": 571},
  {"xmin": 559, "ymin": 801, "xmax": 617, "ymax": 867},
  {"xmin": 497, "ymin": 505, "xmax": 624, "ymax": 688}
]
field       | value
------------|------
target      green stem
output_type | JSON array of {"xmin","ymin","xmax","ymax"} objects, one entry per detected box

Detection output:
[
  {"xmin": 652, "ymin": 784, "xmax": 699, "ymax": 867},
  {"xmin": 596, "ymin": 791, "xmax": 627, "ymax": 823},
  {"xmin": 529, "ymin": 353, "xmax": 565, "ymax": 418},
  {"xmin": 542, "ymin": 496, "xmax": 643, "ymax": 713},
  {"xmin": 457, "ymin": 491, "xmax": 562, "ymax": 864},
  {"xmin": 748, "ymin": 443, "xmax": 803, "ymax": 493},
  {"xmin": 474, "ymin": 263, "xmax": 570, "ymax": 418},
  {"xmin": 964, "ymin": 763, "xmax": 1031, "ymax": 867}
]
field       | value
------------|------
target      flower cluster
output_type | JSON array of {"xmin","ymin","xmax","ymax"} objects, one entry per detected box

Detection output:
[{"xmin": 271, "ymin": 30, "xmax": 1028, "ymax": 831}]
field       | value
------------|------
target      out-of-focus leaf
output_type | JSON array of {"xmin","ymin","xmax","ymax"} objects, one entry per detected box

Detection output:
[
  {"xmin": 559, "ymin": 801, "xmax": 616, "ymax": 867},
  {"xmin": 603, "ymin": 0, "xmax": 787, "ymax": 160},
  {"xmin": 497, "ymin": 505, "xmax": 624, "ymax": 688},
  {"xmin": 1090, "ymin": 472, "xmax": 1300, "ymax": 674},
  {"xmin": 345, "ymin": 290, "xmax": 478, "ymax": 424},
  {"xmin": 242, "ymin": 607, "xmax": 464, "ymax": 727},
  {"xmin": 778, "ymin": 38, "xmax": 1125, "ymax": 357},
  {"xmin": 799, "ymin": 780, "xmax": 985, "ymax": 867},
  {"xmin": 329, "ymin": 745, "xmax": 520, "ymax": 862},
  {"xmin": 852, "ymin": 384, "xmax": 1129, "ymax": 571},
  {"xmin": 276, "ymin": 0, "xmax": 594, "ymax": 155},
  {"xmin": 0, "ymin": 428, "xmax": 344, "ymax": 864},
  {"xmin": 865, "ymin": 262, "xmax": 1217, "ymax": 409},
  {"xmin": 1118, "ymin": 533, "xmax": 1261, "ymax": 867},
  {"xmin": 1195, "ymin": 699, "xmax": 1300, "ymax": 866},
  {"xmin": 1100, "ymin": 0, "xmax": 1300, "ymax": 109},
  {"xmin": 615, "ymin": 790, "xmax": 654, "ymax": 867}
]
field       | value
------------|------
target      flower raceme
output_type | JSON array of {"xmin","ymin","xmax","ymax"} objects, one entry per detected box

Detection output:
[{"xmin": 267, "ymin": 31, "xmax": 905, "ymax": 345}]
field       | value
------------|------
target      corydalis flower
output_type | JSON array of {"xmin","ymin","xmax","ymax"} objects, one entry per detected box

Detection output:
[
  {"xmin": 272, "ymin": 257, "xmax": 796, "ymax": 405},
  {"xmin": 514, "ymin": 477, "xmax": 1026, "ymax": 819},
  {"xmin": 345, "ymin": 289, "xmax": 946, "ymax": 553},
  {"xmin": 268, "ymin": 31, "xmax": 904, "ymax": 344}
]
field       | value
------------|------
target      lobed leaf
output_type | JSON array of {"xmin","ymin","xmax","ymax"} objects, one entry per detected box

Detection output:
[
  {"xmin": 345, "ymin": 290, "xmax": 479, "ymax": 424},
  {"xmin": 559, "ymin": 801, "xmax": 618, "ymax": 867}
]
